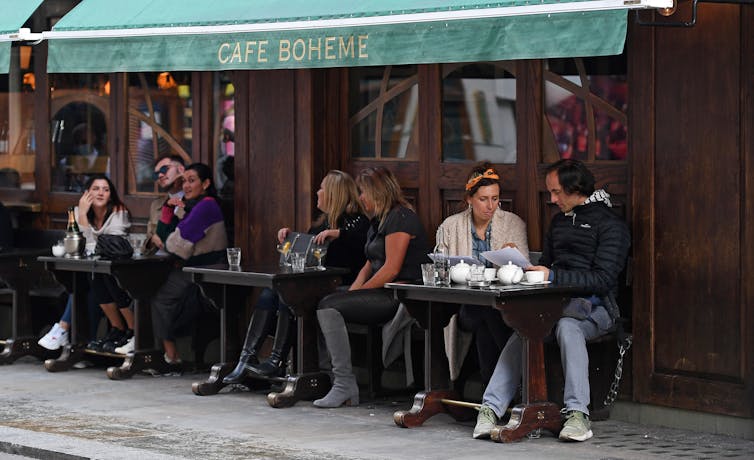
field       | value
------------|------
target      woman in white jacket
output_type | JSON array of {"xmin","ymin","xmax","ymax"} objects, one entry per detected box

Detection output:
[{"xmin": 436, "ymin": 162, "xmax": 529, "ymax": 384}]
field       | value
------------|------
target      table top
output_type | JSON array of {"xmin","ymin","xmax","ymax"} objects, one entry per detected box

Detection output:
[
  {"xmin": 184, "ymin": 264, "xmax": 349, "ymax": 287},
  {"xmin": 37, "ymin": 254, "xmax": 171, "ymax": 272},
  {"xmin": 386, "ymin": 281, "xmax": 582, "ymax": 306}
]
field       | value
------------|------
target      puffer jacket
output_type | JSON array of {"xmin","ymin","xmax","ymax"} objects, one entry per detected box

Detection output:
[{"xmin": 540, "ymin": 190, "xmax": 630, "ymax": 320}]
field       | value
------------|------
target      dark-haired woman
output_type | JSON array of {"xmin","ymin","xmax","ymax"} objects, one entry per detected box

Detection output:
[
  {"xmin": 38, "ymin": 175, "xmax": 133, "ymax": 353},
  {"xmin": 151, "ymin": 163, "xmax": 228, "ymax": 365},
  {"xmin": 436, "ymin": 162, "xmax": 528, "ymax": 384}
]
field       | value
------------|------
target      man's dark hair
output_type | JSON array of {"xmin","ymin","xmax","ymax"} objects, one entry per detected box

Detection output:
[
  {"xmin": 545, "ymin": 159, "xmax": 595, "ymax": 197},
  {"xmin": 153, "ymin": 154, "xmax": 186, "ymax": 168}
]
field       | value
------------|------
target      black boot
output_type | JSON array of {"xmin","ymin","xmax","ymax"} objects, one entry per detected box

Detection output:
[
  {"xmin": 248, "ymin": 308, "xmax": 296, "ymax": 378},
  {"xmin": 223, "ymin": 309, "xmax": 276, "ymax": 384}
]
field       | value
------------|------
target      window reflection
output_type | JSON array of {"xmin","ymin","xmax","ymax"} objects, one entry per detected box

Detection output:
[
  {"xmin": 213, "ymin": 72, "xmax": 234, "ymax": 244},
  {"xmin": 0, "ymin": 44, "xmax": 37, "ymax": 189},
  {"xmin": 544, "ymin": 57, "xmax": 627, "ymax": 162},
  {"xmin": 441, "ymin": 63, "xmax": 517, "ymax": 164},
  {"xmin": 127, "ymin": 72, "xmax": 192, "ymax": 194},
  {"xmin": 349, "ymin": 65, "xmax": 418, "ymax": 159},
  {"xmin": 50, "ymin": 74, "xmax": 109, "ymax": 192}
]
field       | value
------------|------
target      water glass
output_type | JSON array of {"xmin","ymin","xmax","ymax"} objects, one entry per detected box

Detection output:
[
  {"xmin": 129, "ymin": 234, "xmax": 145, "ymax": 257},
  {"xmin": 226, "ymin": 247, "xmax": 241, "ymax": 267},
  {"xmin": 420, "ymin": 263, "xmax": 435, "ymax": 285},
  {"xmin": 290, "ymin": 252, "xmax": 305, "ymax": 272}
]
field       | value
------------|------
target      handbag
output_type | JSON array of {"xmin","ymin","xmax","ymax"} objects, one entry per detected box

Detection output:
[{"xmin": 95, "ymin": 234, "xmax": 134, "ymax": 260}]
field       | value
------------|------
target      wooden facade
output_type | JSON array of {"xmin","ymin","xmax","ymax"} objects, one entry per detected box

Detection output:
[{"xmin": 1, "ymin": 1, "xmax": 752, "ymax": 420}]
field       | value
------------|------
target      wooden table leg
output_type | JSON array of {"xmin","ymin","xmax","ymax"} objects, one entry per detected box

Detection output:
[
  {"xmin": 491, "ymin": 401, "xmax": 562, "ymax": 442},
  {"xmin": 266, "ymin": 372, "xmax": 331, "ymax": 408},
  {"xmin": 394, "ymin": 390, "xmax": 476, "ymax": 428},
  {"xmin": 44, "ymin": 343, "xmax": 86, "ymax": 372},
  {"xmin": 0, "ymin": 338, "xmax": 59, "ymax": 364},
  {"xmin": 107, "ymin": 349, "xmax": 168, "ymax": 380}
]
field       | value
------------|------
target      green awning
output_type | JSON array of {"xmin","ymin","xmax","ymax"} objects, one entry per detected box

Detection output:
[
  {"xmin": 45, "ymin": 0, "xmax": 665, "ymax": 72},
  {"xmin": 0, "ymin": 0, "xmax": 44, "ymax": 73}
]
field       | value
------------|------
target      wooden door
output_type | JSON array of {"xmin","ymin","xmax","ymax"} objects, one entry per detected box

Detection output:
[{"xmin": 631, "ymin": 4, "xmax": 754, "ymax": 416}]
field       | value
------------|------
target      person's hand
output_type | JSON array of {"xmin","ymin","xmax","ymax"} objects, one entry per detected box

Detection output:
[
  {"xmin": 150, "ymin": 234, "xmax": 164, "ymax": 250},
  {"xmin": 166, "ymin": 197, "xmax": 184, "ymax": 208},
  {"xmin": 313, "ymin": 229, "xmax": 338, "ymax": 245},
  {"xmin": 277, "ymin": 227, "xmax": 291, "ymax": 243},
  {"xmin": 78, "ymin": 190, "xmax": 93, "ymax": 215},
  {"xmin": 526, "ymin": 264, "xmax": 550, "ymax": 279}
]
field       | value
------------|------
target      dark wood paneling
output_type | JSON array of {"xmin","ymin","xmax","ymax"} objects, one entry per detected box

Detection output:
[{"xmin": 633, "ymin": 4, "xmax": 752, "ymax": 416}]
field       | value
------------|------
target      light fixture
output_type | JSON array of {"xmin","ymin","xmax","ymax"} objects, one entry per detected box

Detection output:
[
  {"xmin": 658, "ymin": 0, "xmax": 677, "ymax": 16},
  {"xmin": 157, "ymin": 72, "xmax": 176, "ymax": 90}
]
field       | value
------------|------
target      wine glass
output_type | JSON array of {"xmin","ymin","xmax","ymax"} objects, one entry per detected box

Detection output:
[
  {"xmin": 311, "ymin": 244, "xmax": 327, "ymax": 270},
  {"xmin": 276, "ymin": 241, "xmax": 292, "ymax": 267}
]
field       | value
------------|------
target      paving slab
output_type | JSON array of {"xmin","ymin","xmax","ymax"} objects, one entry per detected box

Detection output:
[{"xmin": 1, "ymin": 359, "xmax": 752, "ymax": 460}]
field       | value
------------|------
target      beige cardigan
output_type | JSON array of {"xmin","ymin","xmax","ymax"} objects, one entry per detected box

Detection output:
[
  {"xmin": 436, "ymin": 207, "xmax": 529, "ymax": 264},
  {"xmin": 436, "ymin": 207, "xmax": 530, "ymax": 380}
]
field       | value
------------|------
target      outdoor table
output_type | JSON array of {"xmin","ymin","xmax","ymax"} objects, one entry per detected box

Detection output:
[
  {"xmin": 37, "ymin": 255, "xmax": 172, "ymax": 379},
  {"xmin": 0, "ymin": 248, "xmax": 55, "ymax": 364},
  {"xmin": 184, "ymin": 263, "xmax": 348, "ymax": 408},
  {"xmin": 386, "ymin": 281, "xmax": 580, "ymax": 442}
]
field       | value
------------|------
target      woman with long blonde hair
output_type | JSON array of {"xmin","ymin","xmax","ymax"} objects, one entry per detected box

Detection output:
[
  {"xmin": 313, "ymin": 167, "xmax": 430, "ymax": 408},
  {"xmin": 223, "ymin": 170, "xmax": 369, "ymax": 383}
]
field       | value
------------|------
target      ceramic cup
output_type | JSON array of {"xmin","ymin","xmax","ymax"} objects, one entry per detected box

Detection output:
[{"xmin": 524, "ymin": 270, "xmax": 546, "ymax": 283}]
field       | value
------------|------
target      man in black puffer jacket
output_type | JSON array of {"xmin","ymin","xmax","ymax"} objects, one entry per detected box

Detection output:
[{"xmin": 473, "ymin": 159, "xmax": 630, "ymax": 443}]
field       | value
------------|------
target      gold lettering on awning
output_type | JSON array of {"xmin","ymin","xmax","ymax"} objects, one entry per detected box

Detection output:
[{"xmin": 219, "ymin": 34, "xmax": 369, "ymax": 66}]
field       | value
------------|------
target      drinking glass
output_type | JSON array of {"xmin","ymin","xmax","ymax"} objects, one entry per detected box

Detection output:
[
  {"xmin": 311, "ymin": 244, "xmax": 327, "ymax": 270},
  {"xmin": 276, "ymin": 241, "xmax": 292, "ymax": 267},
  {"xmin": 226, "ymin": 247, "xmax": 241, "ymax": 267},
  {"xmin": 290, "ymin": 252, "xmax": 305, "ymax": 272}
]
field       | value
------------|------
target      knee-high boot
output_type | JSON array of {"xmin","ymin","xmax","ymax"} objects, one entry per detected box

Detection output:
[
  {"xmin": 223, "ymin": 309, "xmax": 276, "ymax": 384},
  {"xmin": 313, "ymin": 308, "xmax": 359, "ymax": 408},
  {"xmin": 248, "ymin": 307, "xmax": 296, "ymax": 377}
]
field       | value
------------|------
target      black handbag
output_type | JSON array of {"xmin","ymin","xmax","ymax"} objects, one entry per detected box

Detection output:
[{"xmin": 95, "ymin": 234, "xmax": 134, "ymax": 260}]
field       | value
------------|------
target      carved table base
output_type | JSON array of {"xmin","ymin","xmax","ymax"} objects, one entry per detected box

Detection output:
[
  {"xmin": 394, "ymin": 390, "xmax": 477, "ymax": 428},
  {"xmin": 266, "ymin": 372, "xmax": 331, "ymax": 408},
  {"xmin": 490, "ymin": 401, "xmax": 562, "ymax": 442},
  {"xmin": 0, "ymin": 337, "xmax": 60, "ymax": 364}
]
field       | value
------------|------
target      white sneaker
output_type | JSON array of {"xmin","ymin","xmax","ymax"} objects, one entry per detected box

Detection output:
[
  {"xmin": 38, "ymin": 323, "xmax": 69, "ymax": 351},
  {"xmin": 114, "ymin": 336, "xmax": 135, "ymax": 355}
]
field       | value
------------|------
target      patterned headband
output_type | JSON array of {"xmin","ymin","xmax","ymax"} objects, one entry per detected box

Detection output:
[{"xmin": 465, "ymin": 168, "xmax": 499, "ymax": 191}]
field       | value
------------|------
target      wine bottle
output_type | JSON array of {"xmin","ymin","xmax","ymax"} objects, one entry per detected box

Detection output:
[
  {"xmin": 433, "ymin": 228, "xmax": 450, "ymax": 286},
  {"xmin": 66, "ymin": 206, "xmax": 80, "ymax": 233}
]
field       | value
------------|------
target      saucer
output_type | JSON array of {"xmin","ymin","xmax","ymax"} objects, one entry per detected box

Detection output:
[{"xmin": 519, "ymin": 280, "xmax": 551, "ymax": 286}]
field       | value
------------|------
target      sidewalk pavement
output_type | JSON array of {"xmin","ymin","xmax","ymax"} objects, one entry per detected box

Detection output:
[{"xmin": 1, "ymin": 358, "xmax": 753, "ymax": 460}]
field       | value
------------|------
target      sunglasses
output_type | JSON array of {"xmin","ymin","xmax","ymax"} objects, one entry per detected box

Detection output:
[{"xmin": 152, "ymin": 165, "xmax": 170, "ymax": 180}]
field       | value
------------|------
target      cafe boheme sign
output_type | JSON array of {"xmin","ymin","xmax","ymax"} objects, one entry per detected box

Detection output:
[{"xmin": 217, "ymin": 34, "xmax": 369, "ymax": 67}]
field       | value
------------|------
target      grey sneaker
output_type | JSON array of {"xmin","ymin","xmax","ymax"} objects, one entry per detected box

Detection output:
[
  {"xmin": 472, "ymin": 405, "xmax": 498, "ymax": 439},
  {"xmin": 559, "ymin": 410, "xmax": 593, "ymax": 441}
]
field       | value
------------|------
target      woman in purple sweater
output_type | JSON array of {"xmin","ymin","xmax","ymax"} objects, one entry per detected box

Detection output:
[{"xmin": 152, "ymin": 163, "xmax": 228, "ymax": 366}]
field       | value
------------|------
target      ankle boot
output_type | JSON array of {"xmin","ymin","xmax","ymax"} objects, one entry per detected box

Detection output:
[
  {"xmin": 223, "ymin": 309, "xmax": 275, "ymax": 384},
  {"xmin": 248, "ymin": 308, "xmax": 296, "ymax": 378},
  {"xmin": 313, "ymin": 308, "xmax": 359, "ymax": 408}
]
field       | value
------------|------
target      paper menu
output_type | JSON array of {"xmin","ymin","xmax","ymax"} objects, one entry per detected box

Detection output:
[{"xmin": 480, "ymin": 247, "xmax": 532, "ymax": 268}]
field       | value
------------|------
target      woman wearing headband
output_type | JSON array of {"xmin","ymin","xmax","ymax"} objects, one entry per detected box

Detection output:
[{"xmin": 436, "ymin": 161, "xmax": 529, "ymax": 384}]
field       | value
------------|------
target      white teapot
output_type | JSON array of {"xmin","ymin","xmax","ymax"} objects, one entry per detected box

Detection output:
[
  {"xmin": 449, "ymin": 260, "xmax": 471, "ymax": 284},
  {"xmin": 497, "ymin": 261, "xmax": 523, "ymax": 285}
]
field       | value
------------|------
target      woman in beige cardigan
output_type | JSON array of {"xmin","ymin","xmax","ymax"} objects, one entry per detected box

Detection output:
[{"xmin": 436, "ymin": 162, "xmax": 529, "ymax": 384}]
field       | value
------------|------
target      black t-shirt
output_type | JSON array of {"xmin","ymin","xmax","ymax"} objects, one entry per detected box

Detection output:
[{"xmin": 365, "ymin": 206, "xmax": 430, "ymax": 282}]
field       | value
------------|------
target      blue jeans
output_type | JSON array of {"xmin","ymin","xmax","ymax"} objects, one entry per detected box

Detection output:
[
  {"xmin": 59, "ymin": 290, "xmax": 103, "ymax": 339},
  {"xmin": 482, "ymin": 315, "xmax": 608, "ymax": 417},
  {"xmin": 255, "ymin": 287, "xmax": 289, "ymax": 313}
]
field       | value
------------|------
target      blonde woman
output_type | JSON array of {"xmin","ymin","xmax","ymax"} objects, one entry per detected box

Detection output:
[
  {"xmin": 224, "ymin": 170, "xmax": 369, "ymax": 383},
  {"xmin": 313, "ymin": 167, "xmax": 430, "ymax": 408}
]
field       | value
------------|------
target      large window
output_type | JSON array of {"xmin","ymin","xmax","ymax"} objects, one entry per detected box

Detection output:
[
  {"xmin": 127, "ymin": 72, "xmax": 193, "ymax": 194},
  {"xmin": 441, "ymin": 62, "xmax": 517, "ymax": 164},
  {"xmin": 349, "ymin": 65, "xmax": 418, "ymax": 159},
  {"xmin": 544, "ymin": 56, "xmax": 627, "ymax": 162},
  {"xmin": 0, "ymin": 44, "xmax": 37, "ymax": 190},
  {"xmin": 50, "ymin": 73, "xmax": 109, "ymax": 192}
]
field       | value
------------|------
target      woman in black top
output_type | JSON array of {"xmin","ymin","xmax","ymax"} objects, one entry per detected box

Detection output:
[
  {"xmin": 314, "ymin": 167, "xmax": 430, "ymax": 408},
  {"xmin": 224, "ymin": 170, "xmax": 368, "ymax": 383}
]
